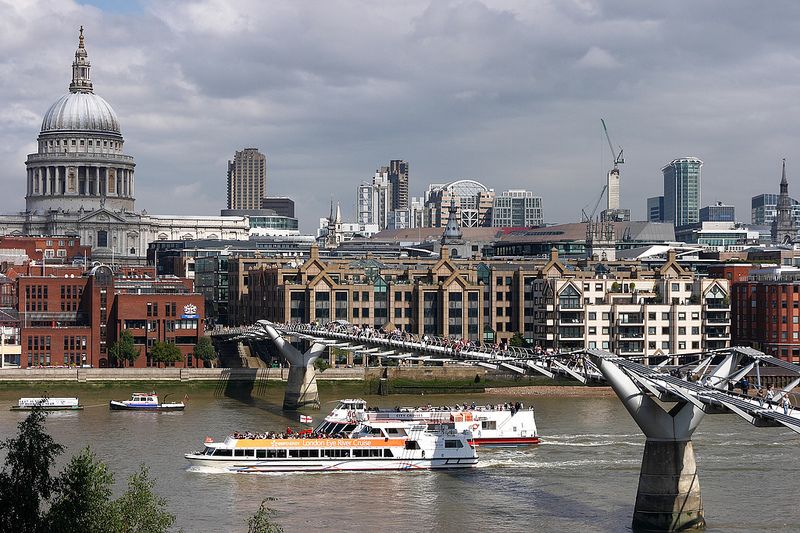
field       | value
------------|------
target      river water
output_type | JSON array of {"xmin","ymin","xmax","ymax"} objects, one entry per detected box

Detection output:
[{"xmin": 0, "ymin": 383, "xmax": 798, "ymax": 532}]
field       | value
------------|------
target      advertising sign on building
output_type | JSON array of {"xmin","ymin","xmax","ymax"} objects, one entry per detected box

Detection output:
[{"xmin": 181, "ymin": 303, "xmax": 199, "ymax": 319}]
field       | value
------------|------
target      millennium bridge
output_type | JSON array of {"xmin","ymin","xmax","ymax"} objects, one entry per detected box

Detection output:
[{"xmin": 211, "ymin": 321, "xmax": 800, "ymax": 531}]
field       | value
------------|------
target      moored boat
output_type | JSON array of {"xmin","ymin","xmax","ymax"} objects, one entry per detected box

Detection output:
[
  {"xmin": 185, "ymin": 420, "xmax": 477, "ymax": 473},
  {"xmin": 316, "ymin": 399, "xmax": 540, "ymax": 447},
  {"xmin": 109, "ymin": 392, "xmax": 185, "ymax": 411},
  {"xmin": 11, "ymin": 397, "xmax": 83, "ymax": 411}
]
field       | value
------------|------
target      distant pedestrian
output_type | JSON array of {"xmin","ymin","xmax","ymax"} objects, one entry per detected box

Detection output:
[
  {"xmin": 757, "ymin": 387, "xmax": 766, "ymax": 407},
  {"xmin": 766, "ymin": 386, "xmax": 776, "ymax": 407},
  {"xmin": 740, "ymin": 378, "xmax": 750, "ymax": 396},
  {"xmin": 783, "ymin": 395, "xmax": 793, "ymax": 416}
]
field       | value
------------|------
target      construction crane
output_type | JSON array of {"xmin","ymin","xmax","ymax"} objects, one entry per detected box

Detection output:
[
  {"xmin": 601, "ymin": 118, "xmax": 624, "ymax": 168},
  {"xmin": 580, "ymin": 119, "xmax": 625, "ymax": 222},
  {"xmin": 581, "ymin": 184, "xmax": 607, "ymax": 222}
]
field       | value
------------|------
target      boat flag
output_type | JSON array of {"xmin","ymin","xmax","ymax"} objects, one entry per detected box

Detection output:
[{"xmin": 299, "ymin": 414, "xmax": 313, "ymax": 424}]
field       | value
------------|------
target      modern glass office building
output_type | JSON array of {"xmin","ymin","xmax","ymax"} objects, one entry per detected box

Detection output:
[{"xmin": 662, "ymin": 157, "xmax": 702, "ymax": 227}]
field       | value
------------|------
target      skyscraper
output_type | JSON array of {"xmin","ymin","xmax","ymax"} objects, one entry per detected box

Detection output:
[
  {"xmin": 356, "ymin": 168, "xmax": 391, "ymax": 229},
  {"xmin": 388, "ymin": 160, "xmax": 409, "ymax": 210},
  {"xmin": 227, "ymin": 148, "xmax": 266, "ymax": 210},
  {"xmin": 647, "ymin": 196, "xmax": 664, "ymax": 222},
  {"xmin": 662, "ymin": 157, "xmax": 702, "ymax": 227},
  {"xmin": 772, "ymin": 159, "xmax": 795, "ymax": 244}
]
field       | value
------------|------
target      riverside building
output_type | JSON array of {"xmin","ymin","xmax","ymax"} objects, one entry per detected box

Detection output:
[
  {"xmin": 16, "ymin": 264, "xmax": 204, "ymax": 368},
  {"xmin": 234, "ymin": 246, "xmax": 730, "ymax": 357},
  {"xmin": 732, "ymin": 266, "xmax": 800, "ymax": 363}
]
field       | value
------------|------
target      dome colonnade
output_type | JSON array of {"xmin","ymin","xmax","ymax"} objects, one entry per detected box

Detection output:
[{"xmin": 25, "ymin": 27, "xmax": 135, "ymax": 213}]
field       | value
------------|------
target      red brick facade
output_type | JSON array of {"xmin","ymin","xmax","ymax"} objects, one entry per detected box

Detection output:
[
  {"xmin": 732, "ymin": 278, "xmax": 800, "ymax": 363},
  {"xmin": 17, "ymin": 265, "xmax": 204, "ymax": 368},
  {"xmin": 0, "ymin": 235, "xmax": 91, "ymax": 263}
]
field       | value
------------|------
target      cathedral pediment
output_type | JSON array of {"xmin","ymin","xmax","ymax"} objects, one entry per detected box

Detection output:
[{"xmin": 77, "ymin": 208, "xmax": 128, "ymax": 224}]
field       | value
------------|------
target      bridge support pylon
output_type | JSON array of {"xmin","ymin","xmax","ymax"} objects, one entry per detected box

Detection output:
[
  {"xmin": 259, "ymin": 321, "xmax": 324, "ymax": 411},
  {"xmin": 591, "ymin": 355, "xmax": 705, "ymax": 531}
]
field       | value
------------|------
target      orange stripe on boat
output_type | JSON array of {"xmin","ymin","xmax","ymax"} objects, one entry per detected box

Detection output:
[{"xmin": 234, "ymin": 438, "xmax": 406, "ymax": 448}]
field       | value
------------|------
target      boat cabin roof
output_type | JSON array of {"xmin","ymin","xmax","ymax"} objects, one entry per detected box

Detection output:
[{"xmin": 335, "ymin": 399, "xmax": 367, "ymax": 409}]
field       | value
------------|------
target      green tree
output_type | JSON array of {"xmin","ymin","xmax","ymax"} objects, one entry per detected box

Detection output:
[
  {"xmin": 107, "ymin": 465, "xmax": 175, "ymax": 533},
  {"xmin": 150, "ymin": 341, "xmax": 182, "ymax": 368},
  {"xmin": 46, "ymin": 447, "xmax": 114, "ymax": 533},
  {"xmin": 509, "ymin": 332, "xmax": 530, "ymax": 348},
  {"xmin": 247, "ymin": 497, "xmax": 284, "ymax": 533},
  {"xmin": 109, "ymin": 330, "xmax": 140, "ymax": 367},
  {"xmin": 313, "ymin": 357, "xmax": 330, "ymax": 372},
  {"xmin": 0, "ymin": 408, "xmax": 64, "ymax": 533},
  {"xmin": 194, "ymin": 336, "xmax": 217, "ymax": 366}
]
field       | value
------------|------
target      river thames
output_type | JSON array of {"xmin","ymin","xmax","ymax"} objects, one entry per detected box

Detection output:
[{"xmin": 1, "ymin": 383, "xmax": 798, "ymax": 532}]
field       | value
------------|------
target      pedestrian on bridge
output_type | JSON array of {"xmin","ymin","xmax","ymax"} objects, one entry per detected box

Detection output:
[
  {"xmin": 766, "ymin": 386, "xmax": 776, "ymax": 407},
  {"xmin": 739, "ymin": 377, "xmax": 750, "ymax": 396},
  {"xmin": 783, "ymin": 395, "xmax": 793, "ymax": 416}
]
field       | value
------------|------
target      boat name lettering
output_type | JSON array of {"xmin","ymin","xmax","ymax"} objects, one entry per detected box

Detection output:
[{"xmin": 266, "ymin": 439, "xmax": 372, "ymax": 448}]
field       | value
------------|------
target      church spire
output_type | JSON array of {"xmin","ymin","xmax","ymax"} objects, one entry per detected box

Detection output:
[
  {"xmin": 69, "ymin": 26, "xmax": 93, "ymax": 94},
  {"xmin": 782, "ymin": 158, "xmax": 788, "ymax": 187},
  {"xmin": 773, "ymin": 158, "xmax": 795, "ymax": 244}
]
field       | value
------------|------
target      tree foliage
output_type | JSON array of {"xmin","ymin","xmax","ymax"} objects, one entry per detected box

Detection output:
[
  {"xmin": 0, "ymin": 407, "xmax": 64, "ymax": 533},
  {"xmin": 109, "ymin": 330, "xmax": 140, "ymax": 367},
  {"xmin": 150, "ymin": 341, "xmax": 183, "ymax": 367},
  {"xmin": 0, "ymin": 411, "xmax": 176, "ymax": 533},
  {"xmin": 247, "ymin": 498, "xmax": 284, "ymax": 533},
  {"xmin": 194, "ymin": 336, "xmax": 217, "ymax": 364},
  {"xmin": 508, "ymin": 332, "xmax": 530, "ymax": 348},
  {"xmin": 107, "ymin": 465, "xmax": 175, "ymax": 533},
  {"xmin": 46, "ymin": 448, "xmax": 114, "ymax": 533}
]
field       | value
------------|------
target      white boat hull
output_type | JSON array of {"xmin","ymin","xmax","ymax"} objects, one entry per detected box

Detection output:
[{"xmin": 184, "ymin": 454, "xmax": 477, "ymax": 473}]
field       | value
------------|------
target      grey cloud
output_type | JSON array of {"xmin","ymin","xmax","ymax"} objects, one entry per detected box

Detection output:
[{"xmin": 1, "ymin": 0, "xmax": 800, "ymax": 230}]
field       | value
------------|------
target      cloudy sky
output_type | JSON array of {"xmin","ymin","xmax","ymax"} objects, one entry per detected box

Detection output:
[{"xmin": 1, "ymin": 0, "xmax": 799, "ymax": 231}]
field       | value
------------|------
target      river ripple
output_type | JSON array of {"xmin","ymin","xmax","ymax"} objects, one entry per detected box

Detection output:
[{"xmin": 0, "ymin": 385, "xmax": 798, "ymax": 532}]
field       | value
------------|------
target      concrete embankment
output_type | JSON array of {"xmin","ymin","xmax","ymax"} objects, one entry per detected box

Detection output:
[{"xmin": 0, "ymin": 367, "xmax": 367, "ymax": 383}]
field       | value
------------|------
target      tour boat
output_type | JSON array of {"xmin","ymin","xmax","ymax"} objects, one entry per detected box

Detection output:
[
  {"xmin": 184, "ymin": 420, "xmax": 477, "ymax": 473},
  {"xmin": 109, "ymin": 392, "xmax": 185, "ymax": 411},
  {"xmin": 11, "ymin": 397, "xmax": 83, "ymax": 411},
  {"xmin": 315, "ymin": 399, "xmax": 540, "ymax": 447}
]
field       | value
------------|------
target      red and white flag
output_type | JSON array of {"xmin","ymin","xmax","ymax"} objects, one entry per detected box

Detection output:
[{"xmin": 299, "ymin": 414, "xmax": 313, "ymax": 424}]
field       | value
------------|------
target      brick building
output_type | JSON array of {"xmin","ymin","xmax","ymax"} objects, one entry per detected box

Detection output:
[
  {"xmin": 17, "ymin": 264, "xmax": 204, "ymax": 368},
  {"xmin": 236, "ymin": 246, "xmax": 731, "ymax": 356},
  {"xmin": 732, "ymin": 266, "xmax": 800, "ymax": 363},
  {"xmin": 0, "ymin": 235, "xmax": 91, "ymax": 263}
]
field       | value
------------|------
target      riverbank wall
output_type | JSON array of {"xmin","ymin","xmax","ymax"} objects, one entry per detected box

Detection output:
[{"xmin": 0, "ymin": 366, "xmax": 490, "ymax": 383}]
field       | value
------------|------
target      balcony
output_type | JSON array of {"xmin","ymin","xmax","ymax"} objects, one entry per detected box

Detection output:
[
  {"xmin": 618, "ymin": 326, "xmax": 645, "ymax": 340},
  {"xmin": 705, "ymin": 300, "xmax": 730, "ymax": 310},
  {"xmin": 617, "ymin": 314, "xmax": 644, "ymax": 325},
  {"xmin": 618, "ymin": 342, "xmax": 645, "ymax": 354},
  {"xmin": 558, "ymin": 326, "xmax": 584, "ymax": 340},
  {"xmin": 704, "ymin": 328, "xmax": 730, "ymax": 339},
  {"xmin": 559, "ymin": 315, "xmax": 584, "ymax": 326},
  {"xmin": 27, "ymin": 152, "xmax": 135, "ymax": 164},
  {"xmin": 705, "ymin": 314, "xmax": 730, "ymax": 324}
]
